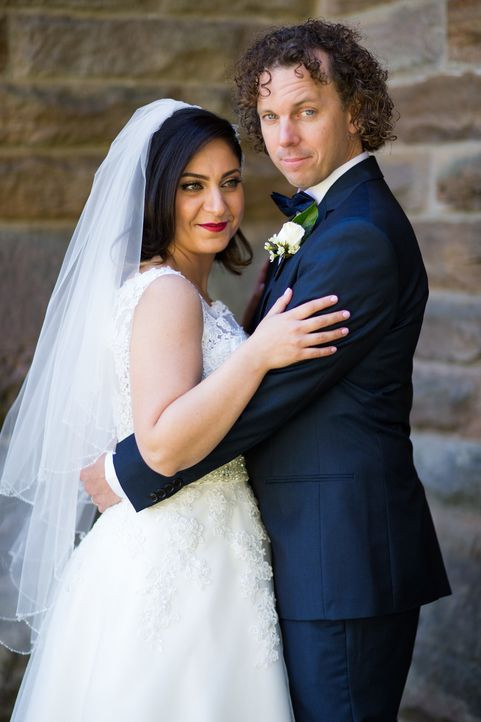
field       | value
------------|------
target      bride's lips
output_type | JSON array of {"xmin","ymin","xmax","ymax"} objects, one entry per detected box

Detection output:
[{"xmin": 198, "ymin": 222, "xmax": 228, "ymax": 232}]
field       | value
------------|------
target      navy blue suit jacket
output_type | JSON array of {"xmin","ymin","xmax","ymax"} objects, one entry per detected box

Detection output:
[{"xmin": 113, "ymin": 157, "xmax": 451, "ymax": 620}]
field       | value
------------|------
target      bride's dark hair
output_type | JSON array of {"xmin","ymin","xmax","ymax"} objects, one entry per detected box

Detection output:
[{"xmin": 142, "ymin": 107, "xmax": 252, "ymax": 275}]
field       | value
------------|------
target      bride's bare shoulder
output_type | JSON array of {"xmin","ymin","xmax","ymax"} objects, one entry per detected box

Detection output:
[{"xmin": 134, "ymin": 269, "xmax": 203, "ymax": 330}]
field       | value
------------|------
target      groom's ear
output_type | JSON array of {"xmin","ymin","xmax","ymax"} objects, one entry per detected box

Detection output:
[{"xmin": 347, "ymin": 95, "xmax": 363, "ymax": 137}]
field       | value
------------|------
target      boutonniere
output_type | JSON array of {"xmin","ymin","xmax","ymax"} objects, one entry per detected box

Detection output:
[{"xmin": 264, "ymin": 201, "xmax": 318, "ymax": 263}]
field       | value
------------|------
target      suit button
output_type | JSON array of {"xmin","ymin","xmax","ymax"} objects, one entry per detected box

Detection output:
[
  {"xmin": 174, "ymin": 478, "xmax": 182, "ymax": 490},
  {"xmin": 149, "ymin": 492, "xmax": 158, "ymax": 503},
  {"xmin": 164, "ymin": 482, "xmax": 174, "ymax": 494},
  {"xmin": 157, "ymin": 488, "xmax": 167, "ymax": 501}
]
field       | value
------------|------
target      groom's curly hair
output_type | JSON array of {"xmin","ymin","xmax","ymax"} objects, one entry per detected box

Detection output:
[{"xmin": 234, "ymin": 19, "xmax": 396, "ymax": 153}]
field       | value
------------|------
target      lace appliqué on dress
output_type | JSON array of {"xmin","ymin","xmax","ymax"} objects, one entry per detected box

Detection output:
[{"xmin": 204, "ymin": 475, "xmax": 280, "ymax": 668}]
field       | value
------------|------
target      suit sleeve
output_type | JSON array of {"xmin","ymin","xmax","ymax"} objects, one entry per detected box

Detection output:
[{"xmin": 114, "ymin": 219, "xmax": 399, "ymax": 511}]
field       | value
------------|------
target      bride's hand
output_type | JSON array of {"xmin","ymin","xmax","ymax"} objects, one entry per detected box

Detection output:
[{"xmin": 249, "ymin": 288, "xmax": 350, "ymax": 371}]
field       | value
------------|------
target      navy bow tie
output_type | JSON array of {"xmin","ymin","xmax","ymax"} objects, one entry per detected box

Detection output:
[{"xmin": 271, "ymin": 190, "xmax": 314, "ymax": 217}]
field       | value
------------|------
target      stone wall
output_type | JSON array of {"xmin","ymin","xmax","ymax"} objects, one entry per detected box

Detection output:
[{"xmin": 0, "ymin": 1, "xmax": 480, "ymax": 720}]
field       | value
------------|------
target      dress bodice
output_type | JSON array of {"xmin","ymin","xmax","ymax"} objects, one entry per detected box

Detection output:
[{"xmin": 111, "ymin": 266, "xmax": 247, "ymax": 441}]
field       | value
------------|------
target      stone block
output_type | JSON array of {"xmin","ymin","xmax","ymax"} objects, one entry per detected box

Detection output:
[
  {"xmin": 153, "ymin": 0, "xmax": 314, "ymax": 18},
  {"xmin": 416, "ymin": 291, "xmax": 481, "ymax": 365},
  {"xmin": 0, "ymin": 153, "xmax": 102, "ymax": 220},
  {"xmin": 0, "ymin": 226, "xmax": 71, "ymax": 418},
  {"xmin": 412, "ymin": 361, "xmax": 481, "ymax": 437},
  {"xmin": 356, "ymin": 0, "xmax": 444, "ymax": 75},
  {"xmin": 0, "ymin": 83, "xmax": 234, "ymax": 147},
  {"xmin": 377, "ymin": 148, "xmax": 430, "ymax": 213},
  {"xmin": 412, "ymin": 432, "xmax": 481, "ymax": 511},
  {"xmin": 437, "ymin": 153, "xmax": 481, "ymax": 212},
  {"xmin": 414, "ymin": 219, "xmax": 481, "ymax": 294},
  {"xmin": 317, "ymin": 0, "xmax": 387, "ymax": 14},
  {"xmin": 448, "ymin": 0, "xmax": 481, "ymax": 64},
  {"xmin": 3, "ymin": 0, "xmax": 311, "ymax": 18},
  {"xmin": 400, "ymin": 500, "xmax": 481, "ymax": 722},
  {"xmin": 8, "ymin": 13, "xmax": 258, "ymax": 82},
  {"xmin": 0, "ymin": 15, "xmax": 6, "ymax": 74},
  {"xmin": 391, "ymin": 74, "xmax": 481, "ymax": 143}
]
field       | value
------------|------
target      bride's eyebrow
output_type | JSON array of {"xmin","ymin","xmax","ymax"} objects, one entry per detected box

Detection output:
[{"xmin": 180, "ymin": 169, "xmax": 241, "ymax": 180}]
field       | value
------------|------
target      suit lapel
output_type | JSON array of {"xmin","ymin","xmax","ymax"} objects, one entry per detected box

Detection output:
[
  {"xmin": 320, "ymin": 155, "xmax": 383, "ymax": 216},
  {"xmin": 254, "ymin": 199, "xmax": 329, "ymax": 324},
  {"xmin": 253, "ymin": 157, "xmax": 384, "ymax": 325}
]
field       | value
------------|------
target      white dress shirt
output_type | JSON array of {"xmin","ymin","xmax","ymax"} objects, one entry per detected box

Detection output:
[
  {"xmin": 104, "ymin": 449, "xmax": 128, "ymax": 500},
  {"xmin": 304, "ymin": 151, "xmax": 369, "ymax": 204}
]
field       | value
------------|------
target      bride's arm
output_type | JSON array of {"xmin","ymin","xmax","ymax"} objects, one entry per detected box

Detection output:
[{"xmin": 130, "ymin": 274, "xmax": 347, "ymax": 476}]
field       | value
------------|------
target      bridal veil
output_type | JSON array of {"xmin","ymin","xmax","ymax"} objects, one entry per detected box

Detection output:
[{"xmin": 0, "ymin": 98, "xmax": 191, "ymax": 653}]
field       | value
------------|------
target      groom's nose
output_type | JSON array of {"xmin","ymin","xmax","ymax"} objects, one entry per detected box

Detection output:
[{"xmin": 278, "ymin": 118, "xmax": 299, "ymax": 147}]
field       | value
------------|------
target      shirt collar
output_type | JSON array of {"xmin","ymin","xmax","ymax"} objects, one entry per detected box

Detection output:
[{"xmin": 305, "ymin": 152, "xmax": 370, "ymax": 205}]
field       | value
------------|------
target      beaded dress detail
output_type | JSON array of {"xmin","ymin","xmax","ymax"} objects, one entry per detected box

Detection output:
[{"xmin": 11, "ymin": 267, "xmax": 294, "ymax": 722}]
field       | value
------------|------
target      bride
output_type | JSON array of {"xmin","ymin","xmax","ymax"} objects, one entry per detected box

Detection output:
[{"xmin": 0, "ymin": 99, "xmax": 348, "ymax": 721}]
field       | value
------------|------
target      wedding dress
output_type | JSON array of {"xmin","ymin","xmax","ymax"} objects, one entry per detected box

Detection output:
[{"xmin": 11, "ymin": 266, "xmax": 294, "ymax": 722}]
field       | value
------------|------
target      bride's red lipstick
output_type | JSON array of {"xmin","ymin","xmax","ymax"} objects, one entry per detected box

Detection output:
[{"xmin": 199, "ymin": 222, "xmax": 228, "ymax": 232}]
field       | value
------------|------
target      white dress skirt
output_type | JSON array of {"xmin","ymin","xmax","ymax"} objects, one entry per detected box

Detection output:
[{"xmin": 11, "ymin": 267, "xmax": 294, "ymax": 722}]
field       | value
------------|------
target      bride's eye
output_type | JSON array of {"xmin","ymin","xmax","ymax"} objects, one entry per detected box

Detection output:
[
  {"xmin": 222, "ymin": 177, "xmax": 242, "ymax": 189},
  {"xmin": 180, "ymin": 181, "xmax": 203, "ymax": 191}
]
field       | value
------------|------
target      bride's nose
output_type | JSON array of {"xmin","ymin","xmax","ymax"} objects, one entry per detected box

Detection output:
[{"xmin": 203, "ymin": 187, "xmax": 226, "ymax": 216}]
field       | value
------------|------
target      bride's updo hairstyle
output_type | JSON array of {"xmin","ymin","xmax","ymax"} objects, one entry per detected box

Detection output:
[{"xmin": 142, "ymin": 107, "xmax": 253, "ymax": 274}]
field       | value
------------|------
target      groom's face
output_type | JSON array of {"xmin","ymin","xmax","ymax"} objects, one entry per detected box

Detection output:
[{"xmin": 257, "ymin": 53, "xmax": 362, "ymax": 189}]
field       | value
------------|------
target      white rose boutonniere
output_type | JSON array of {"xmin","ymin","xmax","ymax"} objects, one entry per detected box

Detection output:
[
  {"xmin": 264, "ymin": 201, "xmax": 318, "ymax": 264},
  {"xmin": 264, "ymin": 221, "xmax": 305, "ymax": 262}
]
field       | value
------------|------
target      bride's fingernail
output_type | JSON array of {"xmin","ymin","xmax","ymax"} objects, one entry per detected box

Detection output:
[{"xmin": 330, "ymin": 295, "xmax": 338, "ymax": 303}]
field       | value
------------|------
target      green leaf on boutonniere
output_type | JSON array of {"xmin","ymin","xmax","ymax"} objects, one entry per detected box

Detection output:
[{"xmin": 292, "ymin": 201, "xmax": 318, "ymax": 235}]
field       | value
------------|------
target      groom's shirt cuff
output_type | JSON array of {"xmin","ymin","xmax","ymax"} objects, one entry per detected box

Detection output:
[{"xmin": 105, "ymin": 452, "xmax": 128, "ymax": 500}]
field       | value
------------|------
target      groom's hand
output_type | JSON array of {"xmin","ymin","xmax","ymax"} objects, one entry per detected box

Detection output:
[{"xmin": 80, "ymin": 454, "xmax": 121, "ymax": 513}]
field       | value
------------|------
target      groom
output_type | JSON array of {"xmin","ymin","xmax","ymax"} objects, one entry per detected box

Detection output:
[{"xmin": 83, "ymin": 19, "xmax": 450, "ymax": 722}]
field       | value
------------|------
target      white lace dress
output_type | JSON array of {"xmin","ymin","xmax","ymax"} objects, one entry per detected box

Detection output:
[{"xmin": 11, "ymin": 267, "xmax": 294, "ymax": 722}]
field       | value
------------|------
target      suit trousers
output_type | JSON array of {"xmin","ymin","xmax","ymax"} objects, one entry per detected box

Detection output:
[{"xmin": 280, "ymin": 607, "xmax": 420, "ymax": 722}]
